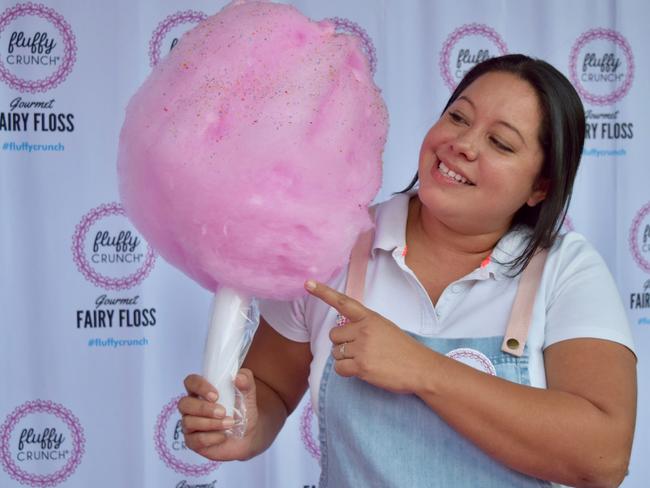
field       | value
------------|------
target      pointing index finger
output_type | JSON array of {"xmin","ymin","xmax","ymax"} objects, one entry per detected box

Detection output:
[{"xmin": 305, "ymin": 280, "xmax": 367, "ymax": 322}]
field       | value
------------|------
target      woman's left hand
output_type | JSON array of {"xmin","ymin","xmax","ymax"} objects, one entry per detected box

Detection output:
[{"xmin": 305, "ymin": 279, "xmax": 432, "ymax": 394}]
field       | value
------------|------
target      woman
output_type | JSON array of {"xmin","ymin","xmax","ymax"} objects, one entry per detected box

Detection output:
[{"xmin": 178, "ymin": 55, "xmax": 637, "ymax": 487}]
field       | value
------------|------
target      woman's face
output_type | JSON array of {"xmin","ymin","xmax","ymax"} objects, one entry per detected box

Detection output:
[{"xmin": 417, "ymin": 71, "xmax": 547, "ymax": 235}]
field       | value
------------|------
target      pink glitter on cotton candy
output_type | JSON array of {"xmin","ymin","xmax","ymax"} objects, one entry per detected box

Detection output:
[{"xmin": 117, "ymin": 0, "xmax": 388, "ymax": 300}]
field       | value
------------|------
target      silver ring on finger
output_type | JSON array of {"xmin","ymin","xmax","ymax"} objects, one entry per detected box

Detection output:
[{"xmin": 339, "ymin": 342, "xmax": 347, "ymax": 359}]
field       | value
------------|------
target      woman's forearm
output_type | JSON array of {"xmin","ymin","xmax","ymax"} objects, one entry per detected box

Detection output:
[
  {"xmin": 246, "ymin": 377, "xmax": 292, "ymax": 459},
  {"xmin": 240, "ymin": 318, "xmax": 312, "ymax": 459},
  {"xmin": 412, "ymin": 346, "xmax": 635, "ymax": 488}
]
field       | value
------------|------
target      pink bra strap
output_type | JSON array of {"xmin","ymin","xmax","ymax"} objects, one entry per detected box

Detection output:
[
  {"xmin": 501, "ymin": 250, "xmax": 549, "ymax": 357},
  {"xmin": 344, "ymin": 209, "xmax": 376, "ymax": 302}
]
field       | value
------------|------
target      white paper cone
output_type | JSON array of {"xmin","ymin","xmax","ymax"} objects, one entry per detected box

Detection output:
[{"xmin": 202, "ymin": 286, "xmax": 252, "ymax": 416}]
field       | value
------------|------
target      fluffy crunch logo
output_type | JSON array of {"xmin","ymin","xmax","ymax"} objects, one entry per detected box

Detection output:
[
  {"xmin": 447, "ymin": 348, "xmax": 496, "ymax": 375},
  {"xmin": 299, "ymin": 400, "xmax": 320, "ymax": 462},
  {"xmin": 71, "ymin": 203, "xmax": 156, "ymax": 290},
  {"xmin": 149, "ymin": 10, "xmax": 207, "ymax": 67},
  {"xmin": 0, "ymin": 3, "xmax": 76, "ymax": 92},
  {"xmin": 629, "ymin": 202, "xmax": 650, "ymax": 274},
  {"xmin": 0, "ymin": 400, "xmax": 85, "ymax": 487},
  {"xmin": 326, "ymin": 17, "xmax": 377, "ymax": 75},
  {"xmin": 569, "ymin": 28, "xmax": 634, "ymax": 106},
  {"xmin": 154, "ymin": 396, "xmax": 220, "ymax": 476},
  {"xmin": 561, "ymin": 215, "xmax": 575, "ymax": 233},
  {"xmin": 439, "ymin": 23, "xmax": 507, "ymax": 91}
]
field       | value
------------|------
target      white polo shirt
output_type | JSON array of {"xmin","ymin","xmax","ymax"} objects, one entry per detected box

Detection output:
[{"xmin": 259, "ymin": 192, "xmax": 635, "ymax": 411}]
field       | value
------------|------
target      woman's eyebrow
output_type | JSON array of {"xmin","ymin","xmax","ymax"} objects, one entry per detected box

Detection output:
[{"xmin": 457, "ymin": 95, "xmax": 475, "ymax": 108}]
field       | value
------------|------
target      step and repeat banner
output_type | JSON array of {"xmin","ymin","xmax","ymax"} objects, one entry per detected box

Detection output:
[{"xmin": 1, "ymin": 0, "xmax": 648, "ymax": 487}]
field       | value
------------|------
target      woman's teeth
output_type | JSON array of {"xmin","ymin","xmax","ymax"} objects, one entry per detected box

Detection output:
[{"xmin": 438, "ymin": 161, "xmax": 473, "ymax": 185}]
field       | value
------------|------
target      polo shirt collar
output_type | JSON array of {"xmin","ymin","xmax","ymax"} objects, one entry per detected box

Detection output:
[
  {"xmin": 371, "ymin": 191, "xmax": 410, "ymax": 256},
  {"xmin": 370, "ymin": 191, "xmax": 531, "ymax": 281}
]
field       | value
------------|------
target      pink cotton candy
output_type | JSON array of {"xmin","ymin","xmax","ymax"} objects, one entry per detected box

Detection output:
[{"xmin": 117, "ymin": 0, "xmax": 388, "ymax": 300}]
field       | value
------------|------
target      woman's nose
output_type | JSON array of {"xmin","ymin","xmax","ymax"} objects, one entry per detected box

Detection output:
[{"xmin": 450, "ymin": 132, "xmax": 478, "ymax": 161}]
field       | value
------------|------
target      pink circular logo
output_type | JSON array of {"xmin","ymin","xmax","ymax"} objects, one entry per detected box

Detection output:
[
  {"xmin": 149, "ymin": 10, "xmax": 207, "ymax": 67},
  {"xmin": 0, "ymin": 400, "xmax": 85, "ymax": 487},
  {"xmin": 569, "ymin": 28, "xmax": 634, "ymax": 106},
  {"xmin": 153, "ymin": 395, "xmax": 220, "ymax": 476},
  {"xmin": 326, "ymin": 17, "xmax": 377, "ymax": 75},
  {"xmin": 629, "ymin": 202, "xmax": 650, "ymax": 274},
  {"xmin": 299, "ymin": 400, "xmax": 320, "ymax": 462},
  {"xmin": 446, "ymin": 348, "xmax": 497, "ymax": 375},
  {"xmin": 71, "ymin": 203, "xmax": 156, "ymax": 290},
  {"xmin": 0, "ymin": 3, "xmax": 76, "ymax": 92},
  {"xmin": 561, "ymin": 215, "xmax": 575, "ymax": 233},
  {"xmin": 439, "ymin": 23, "xmax": 508, "ymax": 91}
]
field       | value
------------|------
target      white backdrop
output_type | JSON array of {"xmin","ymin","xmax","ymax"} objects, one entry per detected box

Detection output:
[{"xmin": 1, "ymin": 0, "xmax": 648, "ymax": 487}]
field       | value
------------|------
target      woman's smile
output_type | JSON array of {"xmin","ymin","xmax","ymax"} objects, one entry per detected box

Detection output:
[{"xmin": 432, "ymin": 160, "xmax": 476, "ymax": 186}]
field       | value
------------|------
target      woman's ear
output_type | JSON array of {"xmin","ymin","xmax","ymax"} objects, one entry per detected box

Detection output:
[{"xmin": 526, "ymin": 178, "xmax": 549, "ymax": 207}]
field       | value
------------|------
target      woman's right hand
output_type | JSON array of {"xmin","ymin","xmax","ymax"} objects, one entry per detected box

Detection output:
[{"xmin": 178, "ymin": 369, "xmax": 259, "ymax": 461}]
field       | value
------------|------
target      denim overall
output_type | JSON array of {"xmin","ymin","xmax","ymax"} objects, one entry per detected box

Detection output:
[{"xmin": 317, "ymin": 224, "xmax": 551, "ymax": 488}]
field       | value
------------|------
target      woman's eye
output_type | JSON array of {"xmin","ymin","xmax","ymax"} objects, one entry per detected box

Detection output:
[
  {"xmin": 490, "ymin": 137, "xmax": 513, "ymax": 153},
  {"xmin": 449, "ymin": 112, "xmax": 466, "ymax": 124}
]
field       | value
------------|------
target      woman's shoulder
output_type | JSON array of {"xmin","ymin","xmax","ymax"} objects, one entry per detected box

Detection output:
[
  {"xmin": 543, "ymin": 230, "xmax": 617, "ymax": 296},
  {"xmin": 547, "ymin": 230, "xmax": 603, "ymax": 266},
  {"xmin": 541, "ymin": 231, "xmax": 635, "ymax": 355}
]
